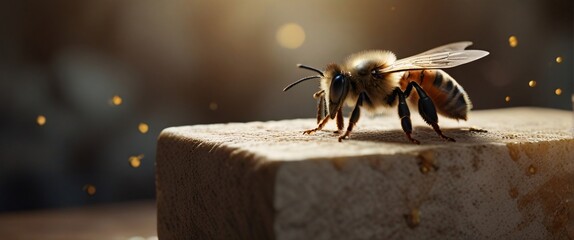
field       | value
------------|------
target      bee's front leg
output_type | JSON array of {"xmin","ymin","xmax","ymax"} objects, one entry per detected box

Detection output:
[
  {"xmin": 303, "ymin": 115, "xmax": 330, "ymax": 135},
  {"xmin": 338, "ymin": 92, "xmax": 365, "ymax": 142},
  {"xmin": 313, "ymin": 90, "xmax": 326, "ymax": 124}
]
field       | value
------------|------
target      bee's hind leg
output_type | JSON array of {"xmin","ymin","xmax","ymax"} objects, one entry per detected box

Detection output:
[
  {"xmin": 406, "ymin": 82, "xmax": 455, "ymax": 142},
  {"xmin": 338, "ymin": 92, "xmax": 365, "ymax": 142},
  {"xmin": 392, "ymin": 88, "xmax": 420, "ymax": 144}
]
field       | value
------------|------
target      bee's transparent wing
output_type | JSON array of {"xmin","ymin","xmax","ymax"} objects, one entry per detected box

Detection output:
[
  {"xmin": 379, "ymin": 49, "xmax": 489, "ymax": 74},
  {"xmin": 411, "ymin": 41, "xmax": 474, "ymax": 56}
]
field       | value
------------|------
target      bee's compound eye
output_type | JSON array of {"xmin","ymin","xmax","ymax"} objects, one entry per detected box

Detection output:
[{"xmin": 330, "ymin": 74, "xmax": 346, "ymax": 103}]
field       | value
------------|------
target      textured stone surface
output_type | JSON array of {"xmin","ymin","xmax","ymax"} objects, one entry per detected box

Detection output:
[{"xmin": 155, "ymin": 107, "xmax": 574, "ymax": 239}]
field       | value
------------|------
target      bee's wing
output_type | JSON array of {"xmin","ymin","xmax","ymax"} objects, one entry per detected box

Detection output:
[
  {"xmin": 379, "ymin": 49, "xmax": 489, "ymax": 73},
  {"xmin": 411, "ymin": 41, "xmax": 474, "ymax": 56}
]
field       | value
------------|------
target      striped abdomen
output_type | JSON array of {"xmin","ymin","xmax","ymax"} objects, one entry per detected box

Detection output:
[{"xmin": 399, "ymin": 70, "xmax": 472, "ymax": 120}]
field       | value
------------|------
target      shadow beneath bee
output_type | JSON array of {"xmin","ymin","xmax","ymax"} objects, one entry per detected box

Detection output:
[{"xmin": 349, "ymin": 127, "xmax": 492, "ymax": 145}]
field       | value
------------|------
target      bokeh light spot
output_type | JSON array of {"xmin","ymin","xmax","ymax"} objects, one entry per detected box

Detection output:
[
  {"xmin": 528, "ymin": 80, "xmax": 536, "ymax": 88},
  {"xmin": 111, "ymin": 95, "xmax": 123, "ymax": 106},
  {"xmin": 129, "ymin": 155, "xmax": 144, "ymax": 168},
  {"xmin": 83, "ymin": 184, "xmax": 96, "ymax": 196},
  {"xmin": 555, "ymin": 88, "xmax": 562, "ymax": 95},
  {"xmin": 276, "ymin": 23, "xmax": 306, "ymax": 49},
  {"xmin": 138, "ymin": 123, "xmax": 149, "ymax": 134},
  {"xmin": 508, "ymin": 36, "xmax": 518, "ymax": 48},
  {"xmin": 37, "ymin": 115, "xmax": 46, "ymax": 126},
  {"xmin": 555, "ymin": 56, "xmax": 563, "ymax": 63},
  {"xmin": 505, "ymin": 96, "xmax": 511, "ymax": 102},
  {"xmin": 209, "ymin": 102, "xmax": 218, "ymax": 111}
]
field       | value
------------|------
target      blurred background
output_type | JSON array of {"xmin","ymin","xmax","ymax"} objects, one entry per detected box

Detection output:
[{"xmin": 0, "ymin": 0, "xmax": 572, "ymax": 212}]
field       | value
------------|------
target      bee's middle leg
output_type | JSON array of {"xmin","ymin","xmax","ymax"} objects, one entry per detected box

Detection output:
[
  {"xmin": 335, "ymin": 108, "xmax": 344, "ymax": 134},
  {"xmin": 393, "ymin": 88, "xmax": 420, "ymax": 144},
  {"xmin": 338, "ymin": 93, "xmax": 365, "ymax": 142}
]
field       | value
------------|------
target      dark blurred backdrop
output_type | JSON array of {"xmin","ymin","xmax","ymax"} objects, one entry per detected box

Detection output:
[{"xmin": 0, "ymin": 0, "xmax": 572, "ymax": 212}]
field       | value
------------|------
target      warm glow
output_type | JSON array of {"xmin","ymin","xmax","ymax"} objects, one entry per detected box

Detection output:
[
  {"xmin": 138, "ymin": 123, "xmax": 149, "ymax": 134},
  {"xmin": 276, "ymin": 23, "xmax": 306, "ymax": 49},
  {"xmin": 505, "ymin": 96, "xmax": 510, "ymax": 102},
  {"xmin": 555, "ymin": 56, "xmax": 563, "ymax": 63},
  {"xmin": 83, "ymin": 184, "xmax": 96, "ymax": 196},
  {"xmin": 111, "ymin": 95, "xmax": 123, "ymax": 106},
  {"xmin": 528, "ymin": 80, "xmax": 536, "ymax": 87},
  {"xmin": 37, "ymin": 115, "xmax": 46, "ymax": 126},
  {"xmin": 129, "ymin": 154, "xmax": 144, "ymax": 168},
  {"xmin": 555, "ymin": 88, "xmax": 562, "ymax": 95},
  {"xmin": 508, "ymin": 36, "xmax": 518, "ymax": 48}
]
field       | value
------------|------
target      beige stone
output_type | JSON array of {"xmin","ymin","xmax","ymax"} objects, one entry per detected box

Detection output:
[{"xmin": 156, "ymin": 107, "xmax": 574, "ymax": 239}]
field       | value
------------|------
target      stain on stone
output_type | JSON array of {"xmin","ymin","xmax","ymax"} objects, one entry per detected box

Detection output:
[
  {"xmin": 417, "ymin": 150, "xmax": 438, "ymax": 174},
  {"xmin": 506, "ymin": 143, "xmax": 521, "ymax": 161},
  {"xmin": 527, "ymin": 165, "xmax": 537, "ymax": 176},
  {"xmin": 331, "ymin": 157, "xmax": 347, "ymax": 171},
  {"xmin": 471, "ymin": 155, "xmax": 481, "ymax": 172},
  {"xmin": 368, "ymin": 158, "xmax": 382, "ymax": 170},
  {"xmin": 517, "ymin": 174, "xmax": 574, "ymax": 237},
  {"xmin": 447, "ymin": 165, "xmax": 463, "ymax": 179},
  {"xmin": 509, "ymin": 187, "xmax": 519, "ymax": 199},
  {"xmin": 404, "ymin": 208, "xmax": 421, "ymax": 228}
]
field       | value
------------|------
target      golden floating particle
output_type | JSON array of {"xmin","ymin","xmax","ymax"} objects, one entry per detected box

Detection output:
[
  {"xmin": 555, "ymin": 88, "xmax": 562, "ymax": 95},
  {"xmin": 209, "ymin": 102, "xmax": 218, "ymax": 111},
  {"xmin": 111, "ymin": 95, "xmax": 122, "ymax": 106},
  {"xmin": 138, "ymin": 123, "xmax": 149, "ymax": 134},
  {"xmin": 528, "ymin": 80, "xmax": 536, "ymax": 87},
  {"xmin": 37, "ymin": 115, "xmax": 46, "ymax": 126},
  {"xmin": 555, "ymin": 56, "xmax": 563, "ymax": 63},
  {"xmin": 129, "ymin": 154, "xmax": 144, "ymax": 168},
  {"xmin": 83, "ymin": 184, "xmax": 96, "ymax": 196},
  {"xmin": 508, "ymin": 35, "xmax": 518, "ymax": 48},
  {"xmin": 505, "ymin": 96, "xmax": 511, "ymax": 102},
  {"xmin": 390, "ymin": 6, "xmax": 396, "ymax": 11},
  {"xmin": 276, "ymin": 23, "xmax": 306, "ymax": 49}
]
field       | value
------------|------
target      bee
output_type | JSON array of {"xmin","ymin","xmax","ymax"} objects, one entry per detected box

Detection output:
[{"xmin": 283, "ymin": 42, "xmax": 489, "ymax": 144}]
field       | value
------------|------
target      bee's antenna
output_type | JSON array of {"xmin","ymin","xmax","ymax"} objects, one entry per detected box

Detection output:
[
  {"xmin": 297, "ymin": 64, "xmax": 324, "ymax": 77},
  {"xmin": 283, "ymin": 75, "xmax": 322, "ymax": 92}
]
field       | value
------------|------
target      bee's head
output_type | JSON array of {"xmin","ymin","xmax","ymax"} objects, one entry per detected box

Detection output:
[
  {"xmin": 283, "ymin": 63, "xmax": 349, "ymax": 119},
  {"xmin": 323, "ymin": 64, "xmax": 350, "ymax": 119}
]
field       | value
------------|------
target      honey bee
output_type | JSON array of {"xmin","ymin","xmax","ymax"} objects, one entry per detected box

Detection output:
[{"xmin": 283, "ymin": 42, "xmax": 489, "ymax": 144}]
